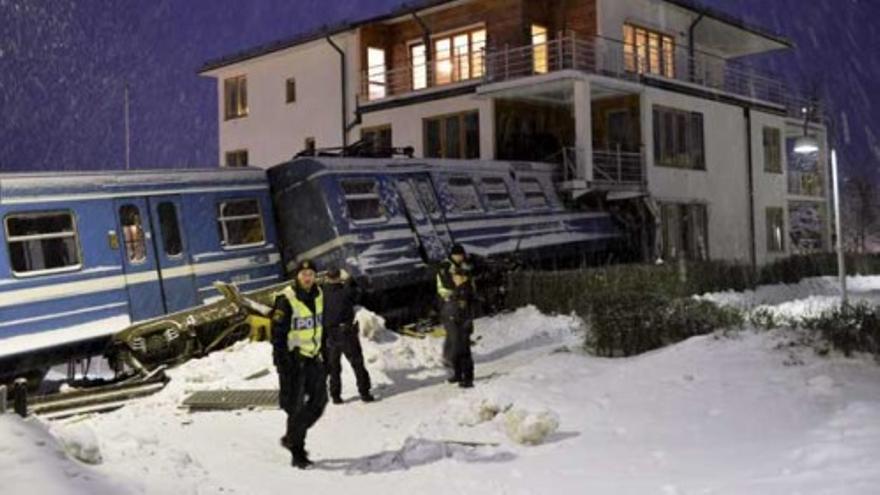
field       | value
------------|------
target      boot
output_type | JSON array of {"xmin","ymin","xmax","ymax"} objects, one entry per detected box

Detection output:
[
  {"xmin": 331, "ymin": 395, "xmax": 343, "ymax": 405},
  {"xmin": 291, "ymin": 448, "xmax": 313, "ymax": 469},
  {"xmin": 458, "ymin": 381, "xmax": 474, "ymax": 389},
  {"xmin": 279, "ymin": 435, "xmax": 294, "ymax": 450},
  {"xmin": 360, "ymin": 392, "xmax": 375, "ymax": 402}
]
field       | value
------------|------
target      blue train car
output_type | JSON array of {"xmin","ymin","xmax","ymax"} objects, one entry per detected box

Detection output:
[
  {"xmin": 268, "ymin": 157, "xmax": 620, "ymax": 318},
  {"xmin": 0, "ymin": 168, "xmax": 283, "ymax": 380}
]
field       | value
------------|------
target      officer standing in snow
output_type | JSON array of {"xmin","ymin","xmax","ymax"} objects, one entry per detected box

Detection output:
[
  {"xmin": 441, "ymin": 262, "xmax": 476, "ymax": 388},
  {"xmin": 271, "ymin": 259, "xmax": 328, "ymax": 469},
  {"xmin": 321, "ymin": 267, "xmax": 375, "ymax": 404},
  {"xmin": 436, "ymin": 244, "xmax": 477, "ymax": 367}
]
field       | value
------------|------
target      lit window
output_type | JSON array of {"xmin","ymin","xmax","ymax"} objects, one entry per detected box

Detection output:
[
  {"xmin": 429, "ymin": 27, "xmax": 486, "ymax": 86},
  {"xmin": 766, "ymin": 207, "xmax": 786, "ymax": 253},
  {"xmin": 119, "ymin": 205, "xmax": 147, "ymax": 263},
  {"xmin": 411, "ymin": 44, "xmax": 428, "ymax": 90},
  {"xmin": 6, "ymin": 211, "xmax": 81, "ymax": 275},
  {"xmin": 217, "ymin": 199, "xmax": 266, "ymax": 248},
  {"xmin": 624, "ymin": 24, "xmax": 675, "ymax": 78},
  {"xmin": 367, "ymin": 47, "xmax": 387, "ymax": 100},
  {"xmin": 532, "ymin": 24, "xmax": 548, "ymax": 74},
  {"xmin": 224, "ymin": 75, "xmax": 248, "ymax": 120}
]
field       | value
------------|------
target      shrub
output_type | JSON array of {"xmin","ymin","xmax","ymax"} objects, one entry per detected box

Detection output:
[{"xmin": 800, "ymin": 303, "xmax": 880, "ymax": 358}]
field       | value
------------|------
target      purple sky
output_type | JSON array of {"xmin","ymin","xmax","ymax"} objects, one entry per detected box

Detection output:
[{"xmin": 0, "ymin": 0, "xmax": 877, "ymax": 180}]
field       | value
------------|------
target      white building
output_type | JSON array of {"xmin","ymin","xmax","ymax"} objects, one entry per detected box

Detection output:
[{"xmin": 199, "ymin": 0, "xmax": 831, "ymax": 266}]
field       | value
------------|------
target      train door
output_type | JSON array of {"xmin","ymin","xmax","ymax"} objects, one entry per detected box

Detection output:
[
  {"xmin": 147, "ymin": 196, "xmax": 199, "ymax": 313},
  {"xmin": 115, "ymin": 198, "xmax": 165, "ymax": 322},
  {"xmin": 395, "ymin": 174, "xmax": 453, "ymax": 263}
]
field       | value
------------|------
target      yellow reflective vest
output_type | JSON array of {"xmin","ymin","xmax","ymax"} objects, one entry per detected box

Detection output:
[{"xmin": 277, "ymin": 286, "xmax": 324, "ymax": 358}]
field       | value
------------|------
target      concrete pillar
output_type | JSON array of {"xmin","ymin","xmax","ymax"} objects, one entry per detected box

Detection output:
[
  {"xmin": 480, "ymin": 99, "xmax": 496, "ymax": 160},
  {"xmin": 573, "ymin": 78, "xmax": 592, "ymax": 182},
  {"xmin": 0, "ymin": 385, "xmax": 6, "ymax": 414}
]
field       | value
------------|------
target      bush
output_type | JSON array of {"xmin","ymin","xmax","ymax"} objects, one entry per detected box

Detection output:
[
  {"xmin": 800, "ymin": 303, "xmax": 880, "ymax": 358},
  {"xmin": 585, "ymin": 291, "xmax": 742, "ymax": 357}
]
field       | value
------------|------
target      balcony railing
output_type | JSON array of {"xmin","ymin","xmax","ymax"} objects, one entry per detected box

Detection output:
[
  {"xmin": 788, "ymin": 170, "xmax": 825, "ymax": 197},
  {"xmin": 593, "ymin": 146, "xmax": 646, "ymax": 187},
  {"xmin": 360, "ymin": 35, "xmax": 812, "ymax": 117}
]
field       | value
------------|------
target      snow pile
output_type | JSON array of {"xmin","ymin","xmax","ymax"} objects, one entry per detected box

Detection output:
[
  {"xmin": 52, "ymin": 422, "xmax": 103, "ymax": 464},
  {"xmin": 503, "ymin": 408, "xmax": 560, "ymax": 445}
]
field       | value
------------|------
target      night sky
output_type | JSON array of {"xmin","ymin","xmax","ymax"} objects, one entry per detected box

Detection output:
[{"xmin": 0, "ymin": 0, "xmax": 877, "ymax": 180}]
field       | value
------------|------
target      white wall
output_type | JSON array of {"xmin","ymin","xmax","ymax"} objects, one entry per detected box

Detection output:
[
  {"xmin": 750, "ymin": 110, "xmax": 791, "ymax": 265},
  {"xmin": 597, "ymin": 0, "xmax": 694, "ymax": 45},
  {"xmin": 207, "ymin": 32, "xmax": 359, "ymax": 169}
]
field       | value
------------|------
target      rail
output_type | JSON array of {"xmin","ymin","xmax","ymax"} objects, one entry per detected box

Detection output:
[
  {"xmin": 361, "ymin": 35, "xmax": 816, "ymax": 119},
  {"xmin": 593, "ymin": 147, "xmax": 645, "ymax": 186}
]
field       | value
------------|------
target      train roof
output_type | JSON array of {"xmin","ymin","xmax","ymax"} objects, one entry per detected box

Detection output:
[
  {"xmin": 268, "ymin": 157, "xmax": 558, "ymax": 183},
  {"xmin": 0, "ymin": 167, "xmax": 268, "ymax": 205}
]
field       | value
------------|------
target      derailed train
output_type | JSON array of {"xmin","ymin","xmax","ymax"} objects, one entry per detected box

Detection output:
[{"xmin": 0, "ymin": 157, "xmax": 620, "ymax": 382}]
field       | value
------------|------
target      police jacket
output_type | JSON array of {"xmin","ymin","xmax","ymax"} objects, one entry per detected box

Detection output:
[
  {"xmin": 436, "ymin": 256, "xmax": 480, "ymax": 301},
  {"xmin": 271, "ymin": 284, "xmax": 323, "ymax": 361},
  {"xmin": 321, "ymin": 278, "xmax": 362, "ymax": 329}
]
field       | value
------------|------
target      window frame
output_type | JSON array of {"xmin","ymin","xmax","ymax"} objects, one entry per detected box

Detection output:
[
  {"xmin": 223, "ymin": 75, "xmax": 248, "ymax": 120},
  {"xmin": 763, "ymin": 127, "xmax": 783, "ymax": 174},
  {"xmin": 531, "ymin": 24, "xmax": 549, "ymax": 75},
  {"xmin": 653, "ymin": 105, "xmax": 705, "ymax": 170},
  {"xmin": 446, "ymin": 176, "xmax": 485, "ymax": 214},
  {"xmin": 423, "ymin": 110, "xmax": 480, "ymax": 159},
  {"xmin": 340, "ymin": 177, "xmax": 388, "ymax": 225},
  {"xmin": 367, "ymin": 47, "xmax": 387, "ymax": 100},
  {"xmin": 660, "ymin": 202, "xmax": 709, "ymax": 261},
  {"xmin": 766, "ymin": 206, "xmax": 786, "ymax": 253},
  {"xmin": 157, "ymin": 201, "xmax": 185, "ymax": 259},
  {"xmin": 225, "ymin": 149, "xmax": 249, "ymax": 168},
  {"xmin": 5, "ymin": 210, "xmax": 83, "ymax": 278},
  {"xmin": 407, "ymin": 23, "xmax": 487, "ymax": 90},
  {"xmin": 216, "ymin": 198, "xmax": 267, "ymax": 250},
  {"xmin": 623, "ymin": 23, "xmax": 676, "ymax": 78},
  {"xmin": 361, "ymin": 125, "xmax": 392, "ymax": 155},
  {"xmin": 480, "ymin": 176, "xmax": 514, "ymax": 211},
  {"xmin": 517, "ymin": 176, "xmax": 550, "ymax": 209}
]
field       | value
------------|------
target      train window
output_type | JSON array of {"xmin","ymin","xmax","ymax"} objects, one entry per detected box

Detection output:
[
  {"xmin": 396, "ymin": 180, "xmax": 426, "ymax": 221},
  {"xmin": 157, "ymin": 202, "xmax": 183, "ymax": 257},
  {"xmin": 518, "ymin": 177, "xmax": 549, "ymax": 208},
  {"xmin": 480, "ymin": 177, "xmax": 514, "ymax": 211},
  {"xmin": 5, "ymin": 211, "xmax": 81, "ymax": 276},
  {"xmin": 447, "ymin": 177, "xmax": 483, "ymax": 213},
  {"xmin": 119, "ymin": 205, "xmax": 147, "ymax": 263},
  {"xmin": 414, "ymin": 179, "xmax": 441, "ymax": 217},
  {"xmin": 341, "ymin": 179, "xmax": 386, "ymax": 223},
  {"xmin": 217, "ymin": 199, "xmax": 266, "ymax": 248}
]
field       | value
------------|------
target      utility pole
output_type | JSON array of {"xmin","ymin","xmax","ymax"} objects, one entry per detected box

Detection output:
[
  {"xmin": 831, "ymin": 150, "xmax": 848, "ymax": 305},
  {"xmin": 124, "ymin": 83, "xmax": 131, "ymax": 170}
]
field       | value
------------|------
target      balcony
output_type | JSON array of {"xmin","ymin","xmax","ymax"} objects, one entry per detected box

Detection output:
[{"xmin": 360, "ymin": 35, "xmax": 811, "ymax": 117}]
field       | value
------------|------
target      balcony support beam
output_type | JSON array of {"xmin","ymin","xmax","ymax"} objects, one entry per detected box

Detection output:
[{"xmin": 573, "ymin": 78, "xmax": 592, "ymax": 182}]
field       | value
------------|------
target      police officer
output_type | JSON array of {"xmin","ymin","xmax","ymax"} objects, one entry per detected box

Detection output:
[
  {"xmin": 442, "ymin": 263, "xmax": 476, "ymax": 388},
  {"xmin": 436, "ymin": 244, "xmax": 476, "ymax": 367},
  {"xmin": 321, "ymin": 267, "xmax": 375, "ymax": 404},
  {"xmin": 271, "ymin": 259, "xmax": 328, "ymax": 469}
]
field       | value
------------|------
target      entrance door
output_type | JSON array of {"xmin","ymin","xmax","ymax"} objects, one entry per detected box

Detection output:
[
  {"xmin": 115, "ymin": 198, "xmax": 165, "ymax": 322},
  {"xmin": 148, "ymin": 196, "xmax": 199, "ymax": 313},
  {"xmin": 395, "ymin": 174, "xmax": 453, "ymax": 263}
]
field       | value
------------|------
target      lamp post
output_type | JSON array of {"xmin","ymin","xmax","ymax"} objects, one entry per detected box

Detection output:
[{"xmin": 794, "ymin": 110, "xmax": 848, "ymax": 305}]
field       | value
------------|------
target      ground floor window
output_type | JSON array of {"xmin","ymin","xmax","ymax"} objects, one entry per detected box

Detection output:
[
  {"xmin": 424, "ymin": 111, "xmax": 479, "ymax": 159},
  {"xmin": 225, "ymin": 149, "xmax": 248, "ymax": 167},
  {"xmin": 660, "ymin": 202, "xmax": 708, "ymax": 261},
  {"xmin": 766, "ymin": 206, "xmax": 786, "ymax": 253},
  {"xmin": 361, "ymin": 125, "xmax": 392, "ymax": 156}
]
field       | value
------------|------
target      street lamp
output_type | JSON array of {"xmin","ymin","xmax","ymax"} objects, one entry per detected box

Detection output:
[{"xmin": 793, "ymin": 108, "xmax": 848, "ymax": 305}]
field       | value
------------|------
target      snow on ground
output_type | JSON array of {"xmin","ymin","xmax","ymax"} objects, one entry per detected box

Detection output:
[{"xmin": 6, "ymin": 276, "xmax": 880, "ymax": 494}]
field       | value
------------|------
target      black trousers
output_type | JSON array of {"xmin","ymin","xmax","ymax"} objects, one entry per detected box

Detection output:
[
  {"xmin": 323, "ymin": 324, "xmax": 372, "ymax": 399},
  {"xmin": 277, "ymin": 354, "xmax": 327, "ymax": 453},
  {"xmin": 441, "ymin": 301, "xmax": 474, "ymax": 385}
]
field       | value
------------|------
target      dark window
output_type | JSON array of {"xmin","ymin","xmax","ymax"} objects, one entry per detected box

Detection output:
[
  {"xmin": 6, "ymin": 212, "xmax": 81, "ymax": 275},
  {"xmin": 217, "ymin": 199, "xmax": 265, "ymax": 248},
  {"xmin": 225, "ymin": 149, "xmax": 248, "ymax": 168},
  {"xmin": 518, "ymin": 177, "xmax": 549, "ymax": 208},
  {"xmin": 447, "ymin": 176, "xmax": 483, "ymax": 213},
  {"xmin": 361, "ymin": 126, "xmax": 392, "ymax": 155},
  {"xmin": 661, "ymin": 203, "xmax": 709, "ymax": 260},
  {"xmin": 286, "ymin": 78, "xmax": 297, "ymax": 104},
  {"xmin": 763, "ymin": 127, "xmax": 782, "ymax": 173},
  {"xmin": 224, "ymin": 75, "xmax": 248, "ymax": 120},
  {"xmin": 119, "ymin": 205, "xmax": 147, "ymax": 263},
  {"xmin": 341, "ymin": 179, "xmax": 386, "ymax": 222},
  {"xmin": 480, "ymin": 177, "xmax": 513, "ymax": 211},
  {"xmin": 424, "ymin": 111, "xmax": 479, "ymax": 159},
  {"xmin": 653, "ymin": 106, "xmax": 705, "ymax": 169},
  {"xmin": 157, "ymin": 202, "xmax": 183, "ymax": 257},
  {"xmin": 766, "ymin": 207, "xmax": 785, "ymax": 253}
]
